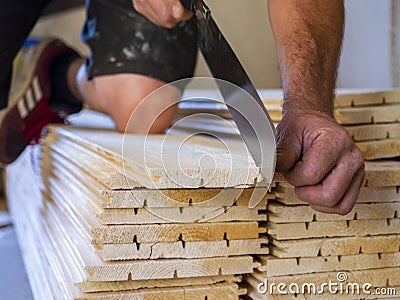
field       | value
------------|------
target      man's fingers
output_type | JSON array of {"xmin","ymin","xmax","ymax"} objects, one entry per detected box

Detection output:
[
  {"xmin": 285, "ymin": 130, "xmax": 345, "ymax": 186},
  {"xmin": 296, "ymin": 148, "xmax": 365, "ymax": 213},
  {"xmin": 294, "ymin": 147, "xmax": 364, "ymax": 207},
  {"xmin": 133, "ymin": 0, "xmax": 192, "ymax": 28},
  {"xmin": 170, "ymin": 1, "xmax": 193, "ymax": 22},
  {"xmin": 309, "ymin": 166, "xmax": 366, "ymax": 215}
]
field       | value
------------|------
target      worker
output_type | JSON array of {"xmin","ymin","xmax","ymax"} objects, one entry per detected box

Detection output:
[{"xmin": 0, "ymin": 0, "xmax": 364, "ymax": 215}]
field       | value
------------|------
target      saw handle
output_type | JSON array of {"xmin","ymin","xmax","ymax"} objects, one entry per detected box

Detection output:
[{"xmin": 180, "ymin": 0, "xmax": 195, "ymax": 11}]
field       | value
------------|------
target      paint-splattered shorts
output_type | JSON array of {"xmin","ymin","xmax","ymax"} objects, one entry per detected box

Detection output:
[
  {"xmin": 83, "ymin": 0, "xmax": 198, "ymax": 83},
  {"xmin": 0, "ymin": 0, "xmax": 198, "ymax": 109}
]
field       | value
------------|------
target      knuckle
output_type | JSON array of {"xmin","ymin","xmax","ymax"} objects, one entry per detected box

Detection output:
[
  {"xmin": 336, "ymin": 129, "xmax": 352, "ymax": 150},
  {"xmin": 352, "ymin": 148, "xmax": 365, "ymax": 166},
  {"xmin": 321, "ymin": 190, "xmax": 340, "ymax": 207},
  {"xmin": 338, "ymin": 206, "xmax": 353, "ymax": 216},
  {"xmin": 132, "ymin": 0, "xmax": 143, "ymax": 11},
  {"xmin": 301, "ymin": 164, "xmax": 324, "ymax": 185},
  {"xmin": 336, "ymin": 202, "xmax": 355, "ymax": 215}
]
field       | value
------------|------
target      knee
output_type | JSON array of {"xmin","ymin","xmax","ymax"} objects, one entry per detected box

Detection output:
[
  {"xmin": 112, "ymin": 102, "xmax": 178, "ymax": 134},
  {"xmin": 91, "ymin": 74, "xmax": 181, "ymax": 134}
]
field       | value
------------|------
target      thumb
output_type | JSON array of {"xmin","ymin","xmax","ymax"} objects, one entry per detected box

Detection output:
[
  {"xmin": 171, "ymin": 1, "xmax": 193, "ymax": 21},
  {"xmin": 275, "ymin": 126, "xmax": 302, "ymax": 173}
]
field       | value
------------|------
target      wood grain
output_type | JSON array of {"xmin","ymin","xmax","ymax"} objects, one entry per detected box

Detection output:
[
  {"xmin": 268, "ymin": 219, "xmax": 400, "ymax": 240},
  {"xmin": 257, "ymin": 252, "xmax": 400, "ymax": 276},
  {"xmin": 269, "ymin": 235, "xmax": 400, "ymax": 258},
  {"xmin": 357, "ymin": 138, "xmax": 400, "ymax": 160},
  {"xmin": 334, "ymin": 104, "xmax": 400, "ymax": 125},
  {"xmin": 345, "ymin": 123, "xmax": 400, "ymax": 142}
]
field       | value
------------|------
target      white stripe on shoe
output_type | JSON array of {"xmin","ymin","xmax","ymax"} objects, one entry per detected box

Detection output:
[
  {"xmin": 17, "ymin": 99, "xmax": 29, "ymax": 119},
  {"xmin": 32, "ymin": 76, "xmax": 43, "ymax": 102},
  {"xmin": 25, "ymin": 88, "xmax": 35, "ymax": 111}
]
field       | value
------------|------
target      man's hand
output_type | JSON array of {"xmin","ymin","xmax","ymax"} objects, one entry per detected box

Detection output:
[
  {"xmin": 276, "ymin": 109, "xmax": 365, "ymax": 215},
  {"xmin": 132, "ymin": 0, "xmax": 193, "ymax": 28}
]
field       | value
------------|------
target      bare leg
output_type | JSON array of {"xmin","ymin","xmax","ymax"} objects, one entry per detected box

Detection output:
[{"xmin": 70, "ymin": 62, "xmax": 180, "ymax": 133}]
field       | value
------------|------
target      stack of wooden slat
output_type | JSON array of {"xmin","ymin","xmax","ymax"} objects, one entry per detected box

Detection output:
[
  {"xmin": 240, "ymin": 90, "xmax": 400, "ymax": 299},
  {"xmin": 7, "ymin": 122, "xmax": 273, "ymax": 299},
  {"xmin": 244, "ymin": 161, "xmax": 400, "ymax": 299},
  {"xmin": 176, "ymin": 89, "xmax": 400, "ymax": 160},
  {"xmin": 175, "ymin": 89, "xmax": 400, "ymax": 299},
  {"xmin": 335, "ymin": 90, "xmax": 400, "ymax": 160}
]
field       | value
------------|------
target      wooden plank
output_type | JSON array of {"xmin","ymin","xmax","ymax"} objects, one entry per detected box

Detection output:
[
  {"xmin": 46, "ymin": 144, "xmax": 272, "ymax": 209},
  {"xmin": 92, "ymin": 222, "xmax": 265, "ymax": 244},
  {"xmin": 102, "ymin": 188, "xmax": 273, "ymax": 209},
  {"xmin": 269, "ymin": 235, "xmax": 400, "ymax": 258},
  {"xmin": 76, "ymin": 283, "xmax": 243, "ymax": 300},
  {"xmin": 43, "ymin": 141, "xmax": 139, "ymax": 190},
  {"xmin": 7, "ymin": 162, "xmax": 251, "ymax": 299},
  {"xmin": 7, "ymin": 153, "xmax": 83, "ymax": 299},
  {"xmin": 177, "ymin": 97, "xmax": 283, "ymax": 123},
  {"xmin": 33, "ymin": 179, "xmax": 261, "ymax": 283},
  {"xmin": 267, "ymin": 219, "xmax": 400, "ymax": 240},
  {"xmin": 345, "ymin": 123, "xmax": 400, "ymax": 142},
  {"xmin": 43, "ymin": 126, "xmax": 260, "ymax": 189},
  {"xmin": 275, "ymin": 185, "xmax": 400, "ymax": 206},
  {"xmin": 45, "ymin": 189, "xmax": 260, "ymax": 281},
  {"xmin": 334, "ymin": 104, "xmax": 400, "ymax": 125},
  {"xmin": 357, "ymin": 138, "xmax": 400, "ymax": 160},
  {"xmin": 334, "ymin": 89, "xmax": 400, "ymax": 107},
  {"xmin": 96, "ymin": 239, "xmax": 269, "ymax": 261},
  {"xmin": 257, "ymin": 252, "xmax": 400, "ymax": 276},
  {"xmin": 77, "ymin": 275, "xmax": 241, "ymax": 293},
  {"xmin": 83, "ymin": 256, "xmax": 257, "ymax": 282},
  {"xmin": 176, "ymin": 106, "xmax": 282, "ymax": 124},
  {"xmin": 365, "ymin": 161, "xmax": 400, "ymax": 187},
  {"xmin": 97, "ymin": 206, "xmax": 266, "ymax": 225},
  {"xmin": 46, "ymin": 155, "xmax": 269, "ymax": 224},
  {"xmin": 45, "ymin": 171, "xmax": 266, "ymax": 244},
  {"xmin": 268, "ymin": 202, "xmax": 400, "ymax": 223}
]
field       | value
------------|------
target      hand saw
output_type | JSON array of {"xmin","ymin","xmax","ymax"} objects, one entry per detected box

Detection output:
[{"xmin": 180, "ymin": 0, "xmax": 277, "ymax": 202}]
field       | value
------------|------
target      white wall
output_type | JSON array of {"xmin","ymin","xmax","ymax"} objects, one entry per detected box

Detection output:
[{"xmin": 337, "ymin": 0, "xmax": 393, "ymax": 88}]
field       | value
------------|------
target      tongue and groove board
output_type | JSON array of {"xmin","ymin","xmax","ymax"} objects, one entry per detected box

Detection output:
[
  {"xmin": 334, "ymin": 104, "xmax": 400, "ymax": 125},
  {"xmin": 43, "ymin": 126, "xmax": 260, "ymax": 189},
  {"xmin": 96, "ymin": 239, "xmax": 269, "ymax": 261},
  {"xmin": 345, "ymin": 123, "xmax": 400, "ymax": 141},
  {"xmin": 7, "ymin": 151, "xmax": 252, "ymax": 299},
  {"xmin": 334, "ymin": 89, "xmax": 400, "ymax": 107},
  {"xmin": 269, "ymin": 235, "xmax": 400, "ymax": 258},
  {"xmin": 356, "ymin": 138, "xmax": 400, "ymax": 160},
  {"xmin": 43, "ymin": 142, "xmax": 273, "ymax": 209},
  {"xmin": 268, "ymin": 201, "xmax": 400, "ymax": 223},
  {"xmin": 268, "ymin": 219, "xmax": 400, "ymax": 240},
  {"xmin": 256, "ymin": 252, "xmax": 400, "ymax": 277}
]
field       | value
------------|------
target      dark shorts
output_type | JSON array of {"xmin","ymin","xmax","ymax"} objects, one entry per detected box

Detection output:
[{"xmin": 0, "ymin": 0, "xmax": 198, "ymax": 109}]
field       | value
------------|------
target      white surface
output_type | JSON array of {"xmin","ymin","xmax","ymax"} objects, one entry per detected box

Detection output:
[
  {"xmin": 338, "ymin": 0, "xmax": 392, "ymax": 88},
  {"xmin": 0, "ymin": 227, "xmax": 33, "ymax": 300}
]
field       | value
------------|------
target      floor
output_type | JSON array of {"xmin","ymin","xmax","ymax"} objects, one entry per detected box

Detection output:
[{"xmin": 0, "ymin": 192, "xmax": 33, "ymax": 299}]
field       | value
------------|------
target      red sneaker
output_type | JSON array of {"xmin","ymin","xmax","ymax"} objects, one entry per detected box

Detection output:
[{"xmin": 0, "ymin": 39, "xmax": 82, "ymax": 164}]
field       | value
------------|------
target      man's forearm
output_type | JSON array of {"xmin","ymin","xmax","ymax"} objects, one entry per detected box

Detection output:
[{"xmin": 268, "ymin": 0, "xmax": 344, "ymax": 116}]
